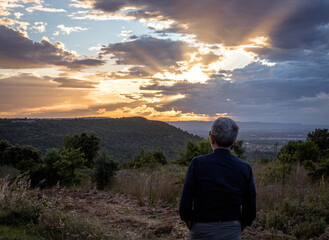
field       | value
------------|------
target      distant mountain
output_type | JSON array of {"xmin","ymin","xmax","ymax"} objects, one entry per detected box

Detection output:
[
  {"xmin": 168, "ymin": 121, "xmax": 329, "ymax": 138},
  {"xmin": 0, "ymin": 117, "xmax": 201, "ymax": 163}
]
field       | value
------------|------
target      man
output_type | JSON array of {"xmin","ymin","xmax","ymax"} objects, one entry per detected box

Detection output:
[{"xmin": 179, "ymin": 117, "xmax": 256, "ymax": 240}]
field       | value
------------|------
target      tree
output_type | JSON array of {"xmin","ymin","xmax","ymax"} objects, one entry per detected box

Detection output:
[
  {"xmin": 122, "ymin": 149, "xmax": 168, "ymax": 169},
  {"xmin": 63, "ymin": 132, "xmax": 101, "ymax": 168},
  {"xmin": 231, "ymin": 140, "xmax": 246, "ymax": 159},
  {"xmin": 0, "ymin": 139, "xmax": 11, "ymax": 165},
  {"xmin": 277, "ymin": 141, "xmax": 302, "ymax": 159},
  {"xmin": 55, "ymin": 147, "xmax": 87, "ymax": 185},
  {"xmin": 30, "ymin": 148, "xmax": 62, "ymax": 187},
  {"xmin": 307, "ymin": 129, "xmax": 329, "ymax": 155},
  {"xmin": 175, "ymin": 139, "xmax": 212, "ymax": 166},
  {"xmin": 293, "ymin": 140, "xmax": 320, "ymax": 164},
  {"xmin": 92, "ymin": 152, "xmax": 118, "ymax": 190},
  {"xmin": 2, "ymin": 144, "xmax": 42, "ymax": 172},
  {"xmin": 30, "ymin": 148, "xmax": 88, "ymax": 187}
]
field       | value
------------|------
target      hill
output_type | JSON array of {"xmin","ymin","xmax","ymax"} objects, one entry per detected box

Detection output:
[{"xmin": 0, "ymin": 117, "xmax": 201, "ymax": 163}]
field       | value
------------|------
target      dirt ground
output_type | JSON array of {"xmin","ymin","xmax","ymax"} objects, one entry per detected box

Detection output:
[{"xmin": 42, "ymin": 189, "xmax": 329, "ymax": 240}]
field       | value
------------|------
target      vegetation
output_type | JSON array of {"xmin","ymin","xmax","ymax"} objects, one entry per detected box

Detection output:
[
  {"xmin": 122, "ymin": 149, "xmax": 167, "ymax": 169},
  {"xmin": 174, "ymin": 139, "xmax": 212, "ymax": 165},
  {"xmin": 0, "ymin": 117, "xmax": 200, "ymax": 162},
  {"xmin": 63, "ymin": 132, "xmax": 101, "ymax": 168},
  {"xmin": 92, "ymin": 152, "xmax": 118, "ymax": 190},
  {"xmin": 0, "ymin": 124, "xmax": 329, "ymax": 239}
]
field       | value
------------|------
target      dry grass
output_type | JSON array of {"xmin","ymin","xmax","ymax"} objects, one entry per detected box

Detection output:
[{"xmin": 112, "ymin": 164, "xmax": 186, "ymax": 205}]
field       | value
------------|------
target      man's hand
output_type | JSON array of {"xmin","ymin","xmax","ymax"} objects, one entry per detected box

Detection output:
[{"xmin": 185, "ymin": 221, "xmax": 193, "ymax": 230}]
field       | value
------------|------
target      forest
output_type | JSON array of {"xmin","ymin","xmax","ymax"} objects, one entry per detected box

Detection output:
[{"xmin": 0, "ymin": 117, "xmax": 201, "ymax": 163}]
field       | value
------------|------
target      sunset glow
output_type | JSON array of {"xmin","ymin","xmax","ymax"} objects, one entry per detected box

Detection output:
[{"xmin": 0, "ymin": 0, "xmax": 328, "ymax": 124}]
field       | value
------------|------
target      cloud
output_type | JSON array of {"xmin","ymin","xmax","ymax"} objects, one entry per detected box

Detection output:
[
  {"xmin": 76, "ymin": 0, "xmax": 308, "ymax": 46},
  {"xmin": 138, "ymin": 61, "xmax": 329, "ymax": 124},
  {"xmin": 25, "ymin": 2, "xmax": 66, "ymax": 13},
  {"xmin": 53, "ymin": 24, "xmax": 88, "ymax": 36},
  {"xmin": 100, "ymin": 36, "xmax": 194, "ymax": 71},
  {"xmin": 31, "ymin": 21, "xmax": 47, "ymax": 33},
  {"xmin": 14, "ymin": 12, "xmax": 23, "ymax": 19},
  {"xmin": 0, "ymin": 25, "xmax": 105, "ymax": 69},
  {"xmin": 0, "ymin": 17, "xmax": 29, "ymax": 35},
  {"xmin": 78, "ymin": 0, "xmax": 329, "ymax": 66},
  {"xmin": 106, "ymin": 66, "xmax": 154, "ymax": 79},
  {"xmin": 52, "ymin": 77, "xmax": 99, "ymax": 88},
  {"xmin": 0, "ymin": 73, "xmax": 92, "ymax": 113}
]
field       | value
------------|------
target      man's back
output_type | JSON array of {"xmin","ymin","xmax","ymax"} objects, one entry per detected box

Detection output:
[{"xmin": 179, "ymin": 149, "xmax": 256, "ymax": 227}]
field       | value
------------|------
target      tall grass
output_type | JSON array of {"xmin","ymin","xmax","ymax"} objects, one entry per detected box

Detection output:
[
  {"xmin": 113, "ymin": 164, "xmax": 186, "ymax": 205},
  {"xmin": 0, "ymin": 175, "xmax": 122, "ymax": 240},
  {"xmin": 254, "ymin": 160, "xmax": 329, "ymax": 238}
]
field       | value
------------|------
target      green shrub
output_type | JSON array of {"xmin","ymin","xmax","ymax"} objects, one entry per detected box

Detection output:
[
  {"xmin": 92, "ymin": 152, "xmax": 118, "ymax": 190},
  {"xmin": 175, "ymin": 139, "xmax": 212, "ymax": 166},
  {"xmin": 264, "ymin": 191, "xmax": 329, "ymax": 238},
  {"xmin": 292, "ymin": 217, "xmax": 326, "ymax": 239},
  {"xmin": 2, "ymin": 145, "xmax": 42, "ymax": 172},
  {"xmin": 122, "ymin": 149, "xmax": 167, "ymax": 169},
  {"xmin": 63, "ymin": 132, "xmax": 101, "ymax": 168},
  {"xmin": 231, "ymin": 140, "xmax": 246, "ymax": 159},
  {"xmin": 30, "ymin": 148, "xmax": 87, "ymax": 187},
  {"xmin": 0, "ymin": 139, "xmax": 11, "ymax": 165}
]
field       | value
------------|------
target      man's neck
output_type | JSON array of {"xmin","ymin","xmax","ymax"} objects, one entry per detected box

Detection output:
[{"xmin": 212, "ymin": 146, "xmax": 230, "ymax": 150}]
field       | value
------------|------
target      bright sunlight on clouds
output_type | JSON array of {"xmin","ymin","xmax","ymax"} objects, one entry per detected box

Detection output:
[{"xmin": 0, "ymin": 0, "xmax": 328, "ymax": 124}]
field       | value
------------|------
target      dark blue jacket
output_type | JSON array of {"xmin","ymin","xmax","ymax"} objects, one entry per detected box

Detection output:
[{"xmin": 179, "ymin": 148, "xmax": 256, "ymax": 227}]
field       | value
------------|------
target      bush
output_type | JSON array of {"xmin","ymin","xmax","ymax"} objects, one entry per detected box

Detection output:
[
  {"xmin": 63, "ymin": 132, "xmax": 101, "ymax": 168},
  {"xmin": 231, "ymin": 140, "xmax": 246, "ymax": 159},
  {"xmin": 263, "ymin": 191, "xmax": 329, "ymax": 238},
  {"xmin": 2, "ymin": 145, "xmax": 42, "ymax": 172},
  {"xmin": 0, "ymin": 139, "xmax": 11, "ymax": 165},
  {"xmin": 122, "ymin": 149, "xmax": 167, "ymax": 169},
  {"xmin": 292, "ymin": 217, "xmax": 326, "ymax": 239},
  {"xmin": 30, "ymin": 148, "xmax": 87, "ymax": 187},
  {"xmin": 175, "ymin": 139, "xmax": 212, "ymax": 166},
  {"xmin": 92, "ymin": 152, "xmax": 118, "ymax": 190}
]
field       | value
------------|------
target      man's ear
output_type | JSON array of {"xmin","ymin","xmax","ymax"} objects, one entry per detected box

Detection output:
[
  {"xmin": 210, "ymin": 135, "xmax": 216, "ymax": 145},
  {"xmin": 231, "ymin": 140, "xmax": 237, "ymax": 147}
]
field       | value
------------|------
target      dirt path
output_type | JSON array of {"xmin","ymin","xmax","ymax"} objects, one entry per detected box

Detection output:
[{"xmin": 43, "ymin": 189, "xmax": 188, "ymax": 239}]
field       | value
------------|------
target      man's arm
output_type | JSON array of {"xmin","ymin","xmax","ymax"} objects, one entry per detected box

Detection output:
[
  {"xmin": 179, "ymin": 158, "xmax": 197, "ymax": 223},
  {"xmin": 241, "ymin": 165, "xmax": 256, "ymax": 229}
]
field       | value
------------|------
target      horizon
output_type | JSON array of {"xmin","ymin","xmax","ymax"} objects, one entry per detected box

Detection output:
[
  {"xmin": 1, "ymin": 1, "xmax": 329, "ymax": 124},
  {"xmin": 2, "ymin": 116, "xmax": 329, "ymax": 127}
]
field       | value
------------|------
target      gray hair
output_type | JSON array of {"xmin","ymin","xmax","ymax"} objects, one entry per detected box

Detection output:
[{"xmin": 210, "ymin": 117, "xmax": 239, "ymax": 147}]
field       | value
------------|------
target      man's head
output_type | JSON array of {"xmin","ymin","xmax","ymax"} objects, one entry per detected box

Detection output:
[{"xmin": 210, "ymin": 117, "xmax": 239, "ymax": 148}]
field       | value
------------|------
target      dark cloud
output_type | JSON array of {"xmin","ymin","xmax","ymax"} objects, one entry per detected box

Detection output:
[
  {"xmin": 0, "ymin": 25, "xmax": 105, "ymax": 69},
  {"xmin": 100, "ymin": 36, "xmax": 194, "ymax": 71},
  {"xmin": 83, "ymin": 0, "xmax": 328, "ymax": 47},
  {"xmin": 268, "ymin": 0, "xmax": 329, "ymax": 50},
  {"xmin": 106, "ymin": 66, "xmax": 154, "ymax": 79},
  {"xmin": 140, "ymin": 62, "xmax": 329, "ymax": 124},
  {"xmin": 52, "ymin": 77, "xmax": 99, "ymax": 88}
]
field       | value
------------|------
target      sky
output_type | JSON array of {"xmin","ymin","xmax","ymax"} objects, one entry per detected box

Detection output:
[{"xmin": 0, "ymin": 0, "xmax": 328, "ymax": 124}]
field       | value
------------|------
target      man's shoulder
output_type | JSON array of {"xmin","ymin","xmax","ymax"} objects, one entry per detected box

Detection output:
[
  {"xmin": 193, "ymin": 152, "xmax": 214, "ymax": 161},
  {"xmin": 230, "ymin": 155, "xmax": 253, "ymax": 175}
]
